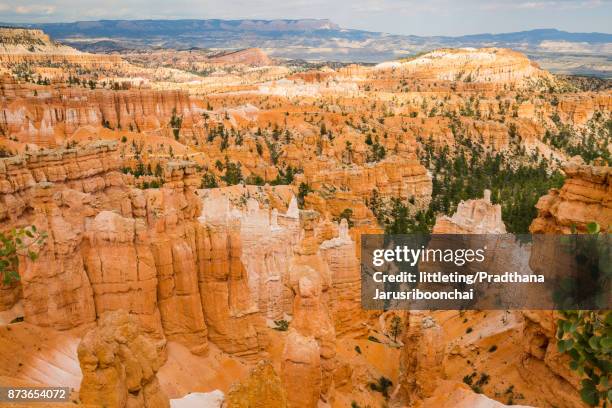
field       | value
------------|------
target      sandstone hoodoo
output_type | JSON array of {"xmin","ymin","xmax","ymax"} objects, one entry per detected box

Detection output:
[
  {"xmin": 78, "ymin": 310, "xmax": 170, "ymax": 408},
  {"xmin": 0, "ymin": 16, "xmax": 609, "ymax": 408},
  {"xmin": 225, "ymin": 360, "xmax": 287, "ymax": 407}
]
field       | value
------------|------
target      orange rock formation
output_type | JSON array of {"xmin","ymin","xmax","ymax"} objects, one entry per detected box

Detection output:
[
  {"xmin": 78, "ymin": 310, "xmax": 169, "ymax": 408},
  {"xmin": 530, "ymin": 158, "xmax": 611, "ymax": 233}
]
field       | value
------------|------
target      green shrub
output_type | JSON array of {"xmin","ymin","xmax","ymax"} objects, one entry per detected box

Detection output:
[
  {"xmin": 273, "ymin": 320, "xmax": 289, "ymax": 331},
  {"xmin": 0, "ymin": 226, "xmax": 47, "ymax": 284},
  {"xmin": 369, "ymin": 376, "xmax": 393, "ymax": 398}
]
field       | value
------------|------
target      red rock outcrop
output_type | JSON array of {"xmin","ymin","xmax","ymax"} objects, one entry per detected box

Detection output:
[
  {"xmin": 285, "ymin": 211, "xmax": 337, "ymax": 399},
  {"xmin": 0, "ymin": 74, "xmax": 204, "ymax": 147},
  {"xmin": 281, "ymin": 330, "xmax": 321, "ymax": 408},
  {"xmin": 0, "ymin": 142, "xmax": 267, "ymax": 358},
  {"xmin": 398, "ymin": 314, "xmax": 445, "ymax": 406},
  {"xmin": 197, "ymin": 189, "xmax": 365, "ymax": 366},
  {"xmin": 552, "ymin": 93, "xmax": 612, "ymax": 125},
  {"xmin": 197, "ymin": 218, "xmax": 267, "ymax": 357},
  {"xmin": 196, "ymin": 190, "xmax": 369, "ymax": 404},
  {"xmin": 0, "ymin": 142, "xmax": 117, "ymax": 329},
  {"xmin": 3, "ymin": 33, "xmax": 610, "ymax": 407},
  {"xmin": 303, "ymin": 157, "xmax": 432, "ymax": 212},
  {"xmin": 519, "ymin": 162, "xmax": 609, "ymax": 408},
  {"xmin": 209, "ymin": 195, "xmax": 299, "ymax": 321},
  {"xmin": 416, "ymin": 186, "xmax": 588, "ymax": 408},
  {"xmin": 82, "ymin": 210, "xmax": 165, "ymax": 342},
  {"xmin": 530, "ymin": 159, "xmax": 611, "ymax": 233},
  {"xmin": 78, "ymin": 310, "xmax": 170, "ymax": 408},
  {"xmin": 319, "ymin": 219, "xmax": 368, "ymax": 336},
  {"xmin": 226, "ymin": 360, "xmax": 287, "ymax": 408}
]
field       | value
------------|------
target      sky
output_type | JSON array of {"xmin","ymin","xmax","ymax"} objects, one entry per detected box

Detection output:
[{"xmin": 0, "ymin": 0, "xmax": 610, "ymax": 36}]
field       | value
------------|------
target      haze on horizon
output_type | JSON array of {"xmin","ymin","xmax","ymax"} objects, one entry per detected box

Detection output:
[{"xmin": 0, "ymin": 0, "xmax": 610, "ymax": 37}]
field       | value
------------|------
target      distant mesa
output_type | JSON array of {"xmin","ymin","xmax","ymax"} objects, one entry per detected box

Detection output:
[
  {"xmin": 0, "ymin": 26, "xmax": 122, "ymax": 67},
  {"xmin": 0, "ymin": 27, "xmax": 82, "ymax": 56}
]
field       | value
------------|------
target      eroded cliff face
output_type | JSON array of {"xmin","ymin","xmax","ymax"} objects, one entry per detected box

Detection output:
[
  {"xmin": 320, "ymin": 219, "xmax": 368, "ymax": 337},
  {"xmin": 195, "ymin": 190, "xmax": 371, "ymax": 406},
  {"xmin": 198, "ymin": 190, "xmax": 367, "ymax": 339},
  {"xmin": 303, "ymin": 157, "xmax": 432, "ymax": 215},
  {"xmin": 530, "ymin": 159, "xmax": 611, "ymax": 233},
  {"xmin": 281, "ymin": 330, "xmax": 321, "ymax": 408},
  {"xmin": 200, "ymin": 194, "xmax": 299, "ymax": 322},
  {"xmin": 0, "ymin": 142, "xmax": 267, "ymax": 358},
  {"xmin": 0, "ymin": 75, "xmax": 203, "ymax": 147},
  {"xmin": 522, "ymin": 162, "xmax": 611, "ymax": 407},
  {"xmin": 196, "ymin": 217, "xmax": 267, "ymax": 358},
  {"xmin": 78, "ymin": 310, "xmax": 170, "ymax": 408},
  {"xmin": 0, "ymin": 141, "xmax": 375, "ymax": 407},
  {"xmin": 1, "ymin": 32, "xmax": 609, "ymax": 408}
]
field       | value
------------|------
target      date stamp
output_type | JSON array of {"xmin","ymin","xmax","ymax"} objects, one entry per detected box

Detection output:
[{"xmin": 0, "ymin": 387, "xmax": 70, "ymax": 402}]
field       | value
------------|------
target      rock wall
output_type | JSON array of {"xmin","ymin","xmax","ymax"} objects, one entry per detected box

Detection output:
[
  {"xmin": 523, "ymin": 161, "xmax": 608, "ymax": 407},
  {"xmin": 199, "ymin": 192, "xmax": 365, "ymax": 339},
  {"xmin": 197, "ymin": 194, "xmax": 368, "ymax": 405},
  {"xmin": 78, "ymin": 310, "xmax": 170, "ymax": 408},
  {"xmin": 0, "ymin": 75, "xmax": 203, "ymax": 146},
  {"xmin": 82, "ymin": 210, "xmax": 165, "ymax": 342},
  {"xmin": 196, "ymin": 219, "xmax": 267, "ymax": 357},
  {"xmin": 283, "ymin": 210, "xmax": 337, "ymax": 401},
  {"xmin": 224, "ymin": 197, "xmax": 299, "ymax": 321},
  {"xmin": 0, "ymin": 142, "xmax": 265, "ymax": 358},
  {"xmin": 530, "ymin": 159, "xmax": 611, "ymax": 233},
  {"xmin": 303, "ymin": 157, "xmax": 432, "ymax": 211},
  {"xmin": 0, "ymin": 142, "xmax": 117, "ymax": 329}
]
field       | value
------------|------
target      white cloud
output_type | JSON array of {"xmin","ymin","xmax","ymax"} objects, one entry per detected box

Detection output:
[
  {"xmin": 14, "ymin": 4, "xmax": 56, "ymax": 14},
  {"xmin": 483, "ymin": 0, "xmax": 604, "ymax": 11}
]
